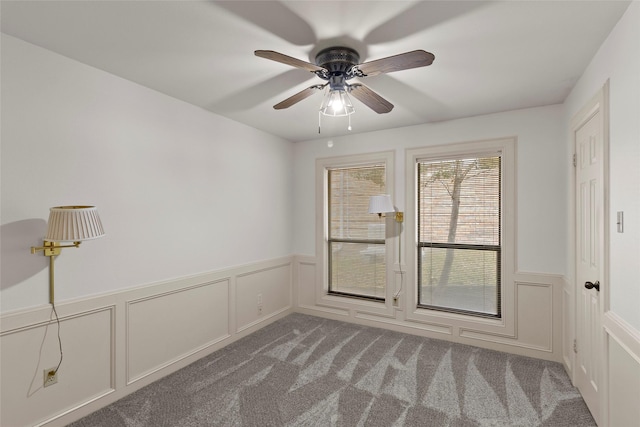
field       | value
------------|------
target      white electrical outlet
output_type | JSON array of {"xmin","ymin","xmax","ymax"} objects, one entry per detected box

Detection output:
[
  {"xmin": 257, "ymin": 293, "xmax": 264, "ymax": 316},
  {"xmin": 43, "ymin": 368, "xmax": 58, "ymax": 387}
]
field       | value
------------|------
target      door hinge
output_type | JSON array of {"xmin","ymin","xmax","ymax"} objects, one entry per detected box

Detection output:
[
  {"xmin": 573, "ymin": 339, "xmax": 578, "ymax": 353},
  {"xmin": 573, "ymin": 153, "xmax": 577, "ymax": 167}
]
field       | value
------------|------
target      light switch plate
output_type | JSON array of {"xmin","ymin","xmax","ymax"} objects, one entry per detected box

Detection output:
[{"xmin": 617, "ymin": 211, "xmax": 624, "ymax": 233}]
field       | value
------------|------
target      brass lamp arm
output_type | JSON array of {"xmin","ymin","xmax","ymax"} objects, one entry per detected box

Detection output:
[
  {"xmin": 30, "ymin": 240, "xmax": 81, "ymax": 304},
  {"xmin": 31, "ymin": 241, "xmax": 81, "ymax": 256}
]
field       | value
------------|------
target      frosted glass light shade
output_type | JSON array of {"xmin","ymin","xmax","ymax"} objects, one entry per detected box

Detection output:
[
  {"xmin": 368, "ymin": 195, "xmax": 394, "ymax": 214},
  {"xmin": 45, "ymin": 206, "xmax": 105, "ymax": 242}
]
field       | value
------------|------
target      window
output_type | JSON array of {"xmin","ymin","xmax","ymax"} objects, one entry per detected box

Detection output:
[
  {"xmin": 327, "ymin": 164, "xmax": 387, "ymax": 300},
  {"xmin": 417, "ymin": 154, "xmax": 501, "ymax": 317}
]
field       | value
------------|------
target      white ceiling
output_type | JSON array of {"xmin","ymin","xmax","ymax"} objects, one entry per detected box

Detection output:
[{"xmin": 1, "ymin": 1, "xmax": 631, "ymax": 142}]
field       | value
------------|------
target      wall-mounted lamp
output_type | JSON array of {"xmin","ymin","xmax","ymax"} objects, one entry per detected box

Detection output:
[
  {"xmin": 368, "ymin": 194, "xmax": 403, "ymax": 222},
  {"xmin": 31, "ymin": 206, "xmax": 105, "ymax": 304},
  {"xmin": 369, "ymin": 195, "xmax": 405, "ymax": 305}
]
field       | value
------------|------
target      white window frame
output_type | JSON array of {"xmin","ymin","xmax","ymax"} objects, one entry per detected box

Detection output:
[
  {"xmin": 315, "ymin": 151, "xmax": 396, "ymax": 316},
  {"xmin": 405, "ymin": 138, "xmax": 516, "ymax": 335}
]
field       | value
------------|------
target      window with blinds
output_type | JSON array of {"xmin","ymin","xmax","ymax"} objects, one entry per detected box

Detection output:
[
  {"xmin": 328, "ymin": 165, "xmax": 387, "ymax": 300},
  {"xmin": 417, "ymin": 155, "xmax": 501, "ymax": 317}
]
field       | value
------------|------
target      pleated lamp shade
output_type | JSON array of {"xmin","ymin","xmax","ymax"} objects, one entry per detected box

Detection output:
[
  {"xmin": 368, "ymin": 195, "xmax": 394, "ymax": 215},
  {"xmin": 45, "ymin": 206, "xmax": 105, "ymax": 242}
]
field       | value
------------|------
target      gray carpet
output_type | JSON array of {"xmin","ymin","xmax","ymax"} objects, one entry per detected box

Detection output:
[{"xmin": 70, "ymin": 313, "xmax": 595, "ymax": 426}]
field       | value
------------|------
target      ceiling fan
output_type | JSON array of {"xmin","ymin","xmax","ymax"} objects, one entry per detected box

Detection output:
[{"xmin": 255, "ymin": 47, "xmax": 435, "ymax": 114}]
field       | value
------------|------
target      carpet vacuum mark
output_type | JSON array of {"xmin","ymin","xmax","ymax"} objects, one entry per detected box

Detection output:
[{"xmin": 70, "ymin": 314, "xmax": 595, "ymax": 426}]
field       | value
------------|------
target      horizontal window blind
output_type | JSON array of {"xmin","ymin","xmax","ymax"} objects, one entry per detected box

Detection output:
[
  {"xmin": 329, "ymin": 166, "xmax": 386, "ymax": 240},
  {"xmin": 328, "ymin": 165, "xmax": 386, "ymax": 300},
  {"xmin": 417, "ymin": 156, "xmax": 501, "ymax": 317}
]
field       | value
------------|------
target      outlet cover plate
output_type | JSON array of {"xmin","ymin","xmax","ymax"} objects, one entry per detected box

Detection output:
[{"xmin": 43, "ymin": 368, "xmax": 58, "ymax": 387}]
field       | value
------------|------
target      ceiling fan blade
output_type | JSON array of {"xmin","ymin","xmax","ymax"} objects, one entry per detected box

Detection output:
[
  {"xmin": 273, "ymin": 85, "xmax": 325, "ymax": 110},
  {"xmin": 349, "ymin": 84, "xmax": 394, "ymax": 114},
  {"xmin": 255, "ymin": 50, "xmax": 325, "ymax": 73},
  {"xmin": 357, "ymin": 50, "xmax": 435, "ymax": 76}
]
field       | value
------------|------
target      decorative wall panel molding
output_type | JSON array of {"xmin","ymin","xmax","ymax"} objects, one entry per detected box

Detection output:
[
  {"xmin": 604, "ymin": 312, "xmax": 640, "ymax": 426},
  {"xmin": 293, "ymin": 256, "xmax": 562, "ymax": 361},
  {"xmin": 1, "ymin": 306, "xmax": 115, "ymax": 427},
  {"xmin": 126, "ymin": 279, "xmax": 231, "ymax": 384},
  {"xmin": 0, "ymin": 257, "xmax": 293, "ymax": 427}
]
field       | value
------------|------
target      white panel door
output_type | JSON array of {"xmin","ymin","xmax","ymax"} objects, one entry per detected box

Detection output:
[{"xmin": 575, "ymin": 106, "xmax": 604, "ymax": 425}]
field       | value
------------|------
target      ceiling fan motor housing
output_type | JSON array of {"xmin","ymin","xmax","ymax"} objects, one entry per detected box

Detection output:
[{"xmin": 315, "ymin": 47, "xmax": 361, "ymax": 88}]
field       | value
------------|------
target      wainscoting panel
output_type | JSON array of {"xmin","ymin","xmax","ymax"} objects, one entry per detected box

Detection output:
[
  {"xmin": 295, "ymin": 257, "xmax": 317, "ymax": 309},
  {"xmin": 0, "ymin": 306, "xmax": 114, "ymax": 427},
  {"xmin": 604, "ymin": 311, "xmax": 640, "ymax": 426},
  {"xmin": 294, "ymin": 256, "xmax": 562, "ymax": 361},
  {"xmin": 458, "ymin": 280, "xmax": 552, "ymax": 352},
  {"xmin": 126, "ymin": 279, "xmax": 230, "ymax": 384},
  {"xmin": 515, "ymin": 281, "xmax": 553, "ymax": 351},
  {"xmin": 562, "ymin": 284, "xmax": 575, "ymax": 375},
  {"xmin": 0, "ymin": 256, "xmax": 293, "ymax": 427},
  {"xmin": 608, "ymin": 337, "xmax": 640, "ymax": 426},
  {"xmin": 236, "ymin": 262, "xmax": 292, "ymax": 332}
]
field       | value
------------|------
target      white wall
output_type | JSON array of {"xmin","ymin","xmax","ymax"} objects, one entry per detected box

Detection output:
[
  {"xmin": 562, "ymin": 3, "xmax": 640, "ymax": 426},
  {"xmin": 292, "ymin": 105, "xmax": 568, "ymax": 361},
  {"xmin": 1, "ymin": 34, "xmax": 294, "ymax": 313},
  {"xmin": 563, "ymin": 1, "xmax": 640, "ymax": 331},
  {"xmin": 293, "ymin": 104, "xmax": 567, "ymax": 275},
  {"xmin": 1, "ymin": 34, "xmax": 295, "ymax": 426}
]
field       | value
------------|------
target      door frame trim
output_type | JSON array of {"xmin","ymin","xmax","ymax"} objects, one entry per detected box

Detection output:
[{"xmin": 570, "ymin": 80, "xmax": 610, "ymax": 425}]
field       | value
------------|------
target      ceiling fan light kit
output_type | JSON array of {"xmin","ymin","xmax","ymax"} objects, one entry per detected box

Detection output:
[
  {"xmin": 318, "ymin": 87, "xmax": 355, "ymax": 133},
  {"xmin": 255, "ymin": 46, "xmax": 435, "ymax": 133},
  {"xmin": 320, "ymin": 87, "xmax": 355, "ymax": 117}
]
